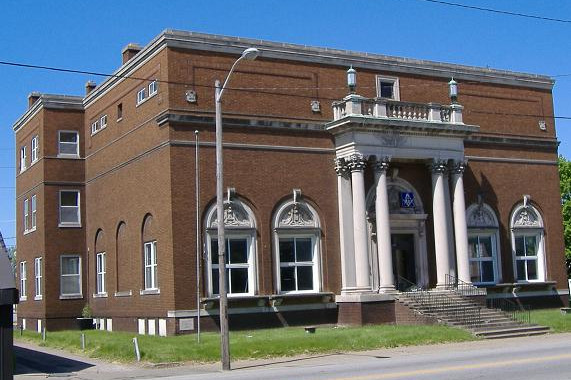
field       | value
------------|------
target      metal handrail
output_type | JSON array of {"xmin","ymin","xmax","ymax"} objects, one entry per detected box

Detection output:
[
  {"xmin": 487, "ymin": 297, "xmax": 531, "ymax": 325},
  {"xmin": 445, "ymin": 274, "xmax": 487, "ymax": 297}
]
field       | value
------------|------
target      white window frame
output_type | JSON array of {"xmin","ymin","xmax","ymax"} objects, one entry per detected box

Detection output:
[
  {"xmin": 143, "ymin": 241, "xmax": 158, "ymax": 291},
  {"xmin": 468, "ymin": 232, "xmax": 498, "ymax": 285},
  {"xmin": 276, "ymin": 234, "xmax": 321, "ymax": 294},
  {"xmin": 20, "ymin": 261, "xmax": 27, "ymax": 301},
  {"xmin": 376, "ymin": 75, "xmax": 401, "ymax": 100},
  {"xmin": 30, "ymin": 194, "xmax": 37, "ymax": 231},
  {"xmin": 58, "ymin": 130, "xmax": 80, "ymax": 157},
  {"xmin": 466, "ymin": 203, "xmax": 501, "ymax": 285},
  {"xmin": 510, "ymin": 203, "xmax": 546, "ymax": 283},
  {"xmin": 96, "ymin": 252, "xmax": 106, "ymax": 296},
  {"xmin": 60, "ymin": 255, "xmax": 82, "ymax": 298},
  {"xmin": 137, "ymin": 88, "xmax": 146, "ymax": 105},
  {"xmin": 149, "ymin": 80, "xmax": 158, "ymax": 96},
  {"xmin": 59, "ymin": 190, "xmax": 81, "ymax": 227},
  {"xmin": 20, "ymin": 145, "xmax": 27, "ymax": 173},
  {"xmin": 31, "ymin": 135, "xmax": 39, "ymax": 164},
  {"xmin": 208, "ymin": 234, "xmax": 256, "ymax": 297},
  {"xmin": 23, "ymin": 198, "xmax": 29, "ymax": 232},
  {"xmin": 34, "ymin": 257, "xmax": 42, "ymax": 300},
  {"xmin": 100, "ymin": 114, "xmax": 107, "ymax": 129}
]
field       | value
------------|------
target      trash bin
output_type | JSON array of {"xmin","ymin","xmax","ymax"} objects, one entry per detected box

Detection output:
[{"xmin": 0, "ymin": 250, "xmax": 19, "ymax": 380}]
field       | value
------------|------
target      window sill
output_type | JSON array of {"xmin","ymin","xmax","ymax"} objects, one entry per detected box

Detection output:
[
  {"xmin": 58, "ymin": 223, "xmax": 82, "ymax": 228},
  {"xmin": 93, "ymin": 293, "xmax": 108, "ymax": 298},
  {"xmin": 117, "ymin": 117, "xmax": 123, "ymax": 123},
  {"xmin": 57, "ymin": 154, "xmax": 81, "ymax": 159},
  {"xmin": 20, "ymin": 296, "xmax": 27, "ymax": 302},
  {"xmin": 23, "ymin": 228, "xmax": 36, "ymax": 235},
  {"xmin": 114, "ymin": 290, "xmax": 132, "ymax": 297},
  {"xmin": 34, "ymin": 296, "xmax": 43, "ymax": 301},
  {"xmin": 60, "ymin": 294, "xmax": 83, "ymax": 300},
  {"xmin": 140, "ymin": 288, "xmax": 160, "ymax": 296}
]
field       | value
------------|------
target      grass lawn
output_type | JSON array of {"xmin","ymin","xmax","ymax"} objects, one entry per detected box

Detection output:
[
  {"xmin": 531, "ymin": 308, "xmax": 571, "ymax": 332},
  {"xmin": 15, "ymin": 324, "xmax": 474, "ymax": 364}
]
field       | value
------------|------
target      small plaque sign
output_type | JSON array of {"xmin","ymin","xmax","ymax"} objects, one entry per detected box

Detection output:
[
  {"xmin": 179, "ymin": 318, "xmax": 195, "ymax": 331},
  {"xmin": 400, "ymin": 192, "xmax": 415, "ymax": 209}
]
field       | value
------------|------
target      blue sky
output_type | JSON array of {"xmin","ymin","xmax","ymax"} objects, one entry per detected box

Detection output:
[{"xmin": 1, "ymin": 0, "xmax": 570, "ymax": 248}]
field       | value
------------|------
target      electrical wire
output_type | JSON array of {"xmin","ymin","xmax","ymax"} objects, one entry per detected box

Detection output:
[{"xmin": 411, "ymin": 0, "xmax": 571, "ymax": 24}]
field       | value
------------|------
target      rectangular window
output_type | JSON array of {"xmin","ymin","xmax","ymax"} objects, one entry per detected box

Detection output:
[
  {"xmin": 144, "ymin": 241, "xmax": 158, "ymax": 290},
  {"xmin": 468, "ymin": 235, "xmax": 495, "ymax": 284},
  {"xmin": 515, "ymin": 235, "xmax": 539, "ymax": 281},
  {"xmin": 137, "ymin": 88, "xmax": 146, "ymax": 104},
  {"xmin": 34, "ymin": 257, "xmax": 42, "ymax": 299},
  {"xmin": 117, "ymin": 103, "xmax": 123, "ymax": 120},
  {"xmin": 376, "ymin": 76, "xmax": 400, "ymax": 100},
  {"xmin": 100, "ymin": 115, "xmax": 108, "ymax": 130},
  {"xmin": 96, "ymin": 252, "xmax": 106, "ymax": 295},
  {"xmin": 59, "ymin": 190, "xmax": 80, "ymax": 226},
  {"xmin": 279, "ymin": 237, "xmax": 316, "ymax": 292},
  {"xmin": 211, "ymin": 237, "xmax": 252, "ymax": 295},
  {"xmin": 31, "ymin": 194, "xmax": 37, "ymax": 230},
  {"xmin": 60, "ymin": 255, "xmax": 81, "ymax": 297},
  {"xmin": 31, "ymin": 135, "xmax": 39, "ymax": 163},
  {"xmin": 20, "ymin": 261, "xmax": 27, "ymax": 300},
  {"xmin": 149, "ymin": 80, "xmax": 158, "ymax": 96},
  {"xmin": 23, "ymin": 199, "xmax": 29, "ymax": 232},
  {"xmin": 20, "ymin": 145, "xmax": 27, "ymax": 172},
  {"xmin": 58, "ymin": 131, "xmax": 79, "ymax": 157}
]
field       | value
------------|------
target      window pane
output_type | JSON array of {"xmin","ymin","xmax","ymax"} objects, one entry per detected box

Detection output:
[
  {"xmin": 62, "ymin": 257, "xmax": 79, "ymax": 275},
  {"xmin": 380, "ymin": 82, "xmax": 393, "ymax": 98},
  {"xmin": 279, "ymin": 239, "xmax": 295, "ymax": 263},
  {"xmin": 60, "ymin": 143, "xmax": 78, "ymax": 155},
  {"xmin": 527, "ymin": 259, "xmax": 538, "ymax": 280},
  {"xmin": 480, "ymin": 237, "xmax": 492, "ymax": 258},
  {"xmin": 515, "ymin": 236, "xmax": 525, "ymax": 256},
  {"xmin": 211, "ymin": 269, "xmax": 219, "ymax": 294},
  {"xmin": 59, "ymin": 132, "xmax": 78, "ymax": 143},
  {"xmin": 211, "ymin": 239, "xmax": 218, "ymax": 265},
  {"xmin": 145, "ymin": 267, "xmax": 152, "ymax": 289},
  {"xmin": 60, "ymin": 207, "xmax": 79, "ymax": 224},
  {"xmin": 297, "ymin": 266, "xmax": 314, "ymax": 291},
  {"xmin": 468, "ymin": 237, "xmax": 478, "ymax": 258},
  {"xmin": 280, "ymin": 267, "xmax": 295, "ymax": 292},
  {"xmin": 296, "ymin": 238, "xmax": 313, "ymax": 262},
  {"xmin": 481, "ymin": 261, "xmax": 494, "ymax": 282},
  {"xmin": 525, "ymin": 236, "xmax": 538, "ymax": 256},
  {"xmin": 516, "ymin": 260, "xmax": 526, "ymax": 281},
  {"xmin": 62, "ymin": 275, "xmax": 80, "ymax": 294},
  {"xmin": 229, "ymin": 268, "xmax": 248, "ymax": 294},
  {"xmin": 61, "ymin": 192, "xmax": 78, "ymax": 206},
  {"xmin": 470, "ymin": 261, "xmax": 481, "ymax": 283},
  {"xmin": 229, "ymin": 239, "xmax": 248, "ymax": 264}
]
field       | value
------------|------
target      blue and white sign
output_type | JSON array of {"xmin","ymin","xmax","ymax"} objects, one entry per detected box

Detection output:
[{"xmin": 400, "ymin": 192, "xmax": 415, "ymax": 209}]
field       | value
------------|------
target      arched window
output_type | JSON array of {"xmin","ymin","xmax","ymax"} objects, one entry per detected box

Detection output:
[
  {"xmin": 273, "ymin": 190, "xmax": 321, "ymax": 294},
  {"xmin": 94, "ymin": 229, "xmax": 107, "ymax": 296},
  {"xmin": 205, "ymin": 190, "xmax": 257, "ymax": 296},
  {"xmin": 510, "ymin": 199, "xmax": 546, "ymax": 282},
  {"xmin": 142, "ymin": 214, "xmax": 158, "ymax": 293},
  {"xmin": 466, "ymin": 203, "xmax": 501, "ymax": 285}
]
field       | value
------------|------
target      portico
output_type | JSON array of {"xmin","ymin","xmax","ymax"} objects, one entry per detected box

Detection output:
[{"xmin": 327, "ymin": 94, "xmax": 479, "ymax": 302}]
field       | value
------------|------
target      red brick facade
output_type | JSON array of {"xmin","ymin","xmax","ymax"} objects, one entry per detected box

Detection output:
[{"xmin": 13, "ymin": 30, "xmax": 567, "ymax": 334}]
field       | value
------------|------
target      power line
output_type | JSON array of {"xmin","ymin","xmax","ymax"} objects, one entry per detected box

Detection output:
[{"xmin": 412, "ymin": 0, "xmax": 571, "ymax": 24}]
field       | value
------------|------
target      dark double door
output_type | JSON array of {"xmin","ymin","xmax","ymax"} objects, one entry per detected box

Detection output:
[{"xmin": 392, "ymin": 233, "xmax": 417, "ymax": 289}]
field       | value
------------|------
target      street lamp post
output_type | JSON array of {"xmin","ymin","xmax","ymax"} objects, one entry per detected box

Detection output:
[{"xmin": 215, "ymin": 47, "xmax": 259, "ymax": 371}]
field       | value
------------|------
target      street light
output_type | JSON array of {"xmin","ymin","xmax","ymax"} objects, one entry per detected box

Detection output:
[{"xmin": 215, "ymin": 47, "xmax": 259, "ymax": 371}]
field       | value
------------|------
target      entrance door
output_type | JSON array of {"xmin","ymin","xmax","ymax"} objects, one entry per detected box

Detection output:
[{"xmin": 391, "ymin": 234, "xmax": 417, "ymax": 290}]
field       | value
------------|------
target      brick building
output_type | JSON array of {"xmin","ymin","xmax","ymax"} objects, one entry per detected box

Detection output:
[{"xmin": 13, "ymin": 30, "xmax": 567, "ymax": 335}]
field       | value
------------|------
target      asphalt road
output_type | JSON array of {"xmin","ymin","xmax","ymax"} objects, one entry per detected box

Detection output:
[{"xmin": 14, "ymin": 333, "xmax": 571, "ymax": 380}]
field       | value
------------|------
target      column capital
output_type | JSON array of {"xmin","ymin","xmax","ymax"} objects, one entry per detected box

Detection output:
[
  {"xmin": 347, "ymin": 153, "xmax": 367, "ymax": 172},
  {"xmin": 429, "ymin": 159, "xmax": 448, "ymax": 174},
  {"xmin": 373, "ymin": 156, "xmax": 391, "ymax": 174},
  {"xmin": 450, "ymin": 159, "xmax": 468, "ymax": 175},
  {"xmin": 334, "ymin": 157, "xmax": 350, "ymax": 178}
]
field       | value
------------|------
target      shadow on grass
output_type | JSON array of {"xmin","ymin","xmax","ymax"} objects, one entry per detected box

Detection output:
[{"xmin": 14, "ymin": 345, "xmax": 94, "ymax": 375}]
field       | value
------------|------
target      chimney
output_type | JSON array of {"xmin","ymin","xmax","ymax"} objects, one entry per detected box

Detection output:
[
  {"xmin": 122, "ymin": 43, "xmax": 142, "ymax": 64},
  {"xmin": 85, "ymin": 81, "xmax": 97, "ymax": 95},
  {"xmin": 28, "ymin": 92, "xmax": 41, "ymax": 108}
]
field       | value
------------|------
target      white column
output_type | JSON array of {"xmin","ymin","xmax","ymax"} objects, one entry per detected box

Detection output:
[
  {"xmin": 430, "ymin": 160, "xmax": 451, "ymax": 288},
  {"xmin": 335, "ymin": 158, "xmax": 357, "ymax": 293},
  {"xmin": 348, "ymin": 153, "xmax": 371, "ymax": 292},
  {"xmin": 443, "ymin": 170, "xmax": 456, "ymax": 279},
  {"xmin": 374, "ymin": 157, "xmax": 395, "ymax": 292},
  {"xmin": 451, "ymin": 160, "xmax": 471, "ymax": 284}
]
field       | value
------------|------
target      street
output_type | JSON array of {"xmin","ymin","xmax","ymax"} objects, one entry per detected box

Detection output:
[{"xmin": 15, "ymin": 333, "xmax": 571, "ymax": 379}]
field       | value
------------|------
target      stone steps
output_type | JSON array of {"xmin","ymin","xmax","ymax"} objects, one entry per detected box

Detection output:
[{"xmin": 395, "ymin": 290, "xmax": 550, "ymax": 340}]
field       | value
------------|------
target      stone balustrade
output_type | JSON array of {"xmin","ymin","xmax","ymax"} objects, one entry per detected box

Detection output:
[{"xmin": 332, "ymin": 95, "xmax": 463, "ymax": 124}]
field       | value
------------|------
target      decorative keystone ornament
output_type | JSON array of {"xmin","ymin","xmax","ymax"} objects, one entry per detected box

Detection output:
[{"xmin": 185, "ymin": 90, "xmax": 197, "ymax": 103}]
